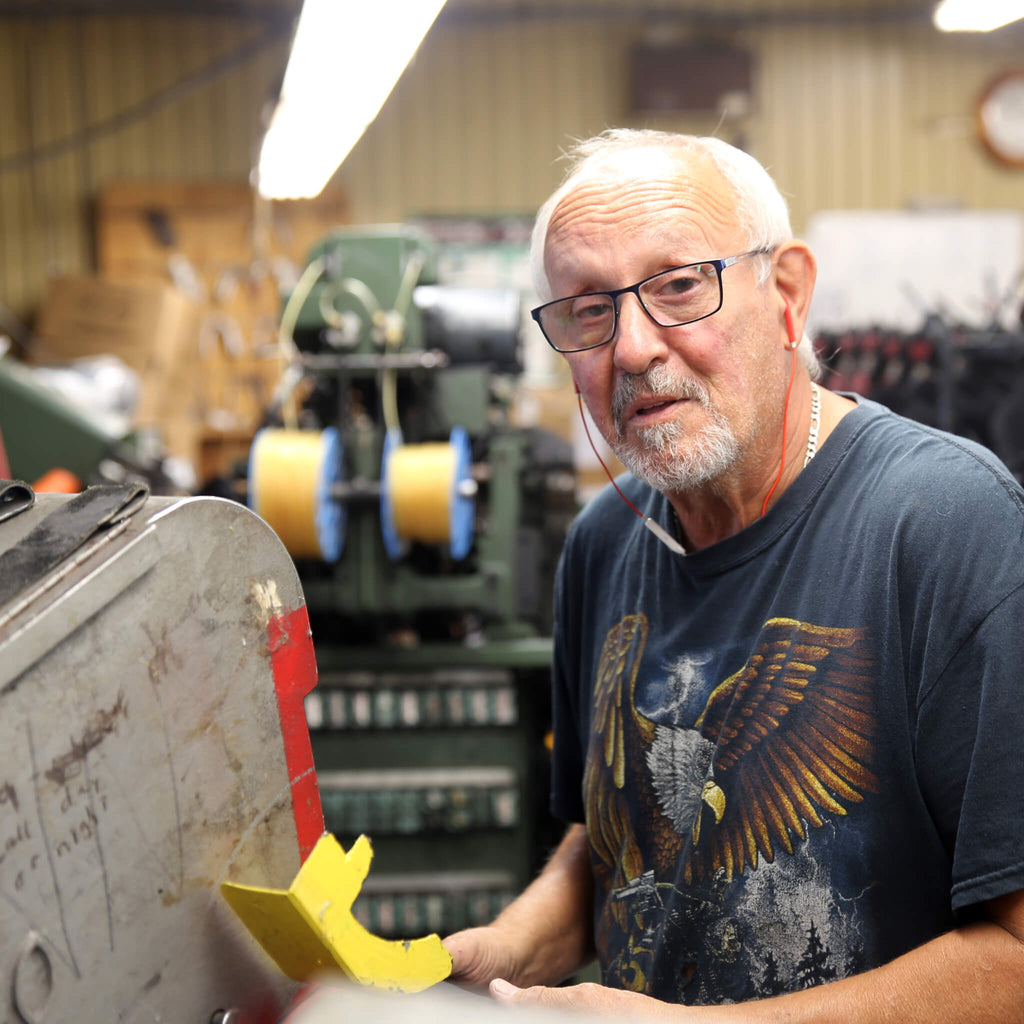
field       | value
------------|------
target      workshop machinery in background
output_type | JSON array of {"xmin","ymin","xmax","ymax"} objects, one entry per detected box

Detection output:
[
  {"xmin": 814, "ymin": 318, "xmax": 1024, "ymax": 482},
  {"xmin": 0, "ymin": 351, "xmax": 181, "ymax": 493},
  {"xmin": 246, "ymin": 226, "xmax": 577, "ymax": 940}
]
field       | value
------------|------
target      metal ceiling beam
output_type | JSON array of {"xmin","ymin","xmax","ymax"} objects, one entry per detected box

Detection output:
[
  {"xmin": 437, "ymin": 2, "xmax": 938, "ymax": 28},
  {"xmin": 0, "ymin": 0, "xmax": 298, "ymax": 19}
]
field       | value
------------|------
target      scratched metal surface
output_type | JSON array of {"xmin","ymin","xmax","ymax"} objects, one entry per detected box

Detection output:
[{"xmin": 0, "ymin": 494, "xmax": 319, "ymax": 1023}]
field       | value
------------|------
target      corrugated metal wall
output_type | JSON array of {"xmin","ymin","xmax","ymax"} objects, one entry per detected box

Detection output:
[
  {"xmin": 339, "ymin": 12, "xmax": 1024, "ymax": 227},
  {"xmin": 0, "ymin": 13, "xmax": 291, "ymax": 320},
  {"xmin": 1, "ymin": 5, "xmax": 1022, "ymax": 323}
]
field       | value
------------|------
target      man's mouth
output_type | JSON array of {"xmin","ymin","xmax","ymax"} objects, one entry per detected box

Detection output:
[
  {"xmin": 612, "ymin": 367, "xmax": 712, "ymax": 437},
  {"xmin": 623, "ymin": 395, "xmax": 685, "ymax": 427}
]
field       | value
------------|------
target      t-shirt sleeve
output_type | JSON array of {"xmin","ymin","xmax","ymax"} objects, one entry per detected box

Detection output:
[
  {"xmin": 915, "ymin": 580, "xmax": 1024, "ymax": 912},
  {"xmin": 549, "ymin": 536, "xmax": 587, "ymax": 823}
]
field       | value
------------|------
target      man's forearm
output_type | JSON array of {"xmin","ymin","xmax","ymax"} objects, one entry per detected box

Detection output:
[
  {"xmin": 488, "ymin": 822, "xmax": 595, "ymax": 987},
  {"xmin": 701, "ymin": 915, "xmax": 1024, "ymax": 1024},
  {"xmin": 494, "ymin": 902, "xmax": 1024, "ymax": 1022}
]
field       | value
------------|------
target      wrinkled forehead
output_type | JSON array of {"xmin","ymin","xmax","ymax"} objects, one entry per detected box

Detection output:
[{"xmin": 544, "ymin": 148, "xmax": 742, "ymax": 274}]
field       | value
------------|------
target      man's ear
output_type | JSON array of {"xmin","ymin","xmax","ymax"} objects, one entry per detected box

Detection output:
[{"xmin": 772, "ymin": 241, "xmax": 817, "ymax": 341}]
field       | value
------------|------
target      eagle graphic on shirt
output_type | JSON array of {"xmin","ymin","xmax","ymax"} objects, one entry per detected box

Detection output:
[{"xmin": 583, "ymin": 613, "xmax": 879, "ymax": 941}]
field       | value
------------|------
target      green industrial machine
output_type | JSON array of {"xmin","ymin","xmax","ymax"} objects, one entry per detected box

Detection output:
[
  {"xmin": 0, "ymin": 353, "xmax": 177, "ymax": 491},
  {"xmin": 252, "ymin": 227, "xmax": 573, "ymax": 644},
  {"xmin": 248, "ymin": 226, "xmax": 576, "ymax": 938}
]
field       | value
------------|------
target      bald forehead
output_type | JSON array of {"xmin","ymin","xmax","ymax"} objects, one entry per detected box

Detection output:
[{"xmin": 544, "ymin": 148, "xmax": 743, "ymax": 283}]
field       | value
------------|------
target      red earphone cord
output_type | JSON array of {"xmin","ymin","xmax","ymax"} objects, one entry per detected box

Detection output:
[{"xmin": 576, "ymin": 390, "xmax": 646, "ymax": 519}]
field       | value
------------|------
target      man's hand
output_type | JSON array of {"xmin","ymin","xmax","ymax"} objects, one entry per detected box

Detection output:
[
  {"xmin": 442, "ymin": 926, "xmax": 522, "ymax": 990},
  {"xmin": 488, "ymin": 979, "xmax": 687, "ymax": 1020},
  {"xmin": 486, "ymin": 890, "xmax": 1024, "ymax": 1024},
  {"xmin": 441, "ymin": 825, "xmax": 596, "ymax": 992}
]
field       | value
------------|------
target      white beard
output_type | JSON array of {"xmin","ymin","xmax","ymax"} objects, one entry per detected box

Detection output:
[
  {"xmin": 614, "ymin": 415, "xmax": 740, "ymax": 492},
  {"xmin": 611, "ymin": 365, "xmax": 740, "ymax": 491}
]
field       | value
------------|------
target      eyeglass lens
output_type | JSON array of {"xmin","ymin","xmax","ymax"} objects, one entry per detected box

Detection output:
[{"xmin": 538, "ymin": 263, "xmax": 723, "ymax": 351}]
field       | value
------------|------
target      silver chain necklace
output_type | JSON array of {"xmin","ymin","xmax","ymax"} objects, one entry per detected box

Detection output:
[{"xmin": 804, "ymin": 382, "xmax": 821, "ymax": 468}]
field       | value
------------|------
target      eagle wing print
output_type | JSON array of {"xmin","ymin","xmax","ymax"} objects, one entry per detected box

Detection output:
[
  {"xmin": 583, "ymin": 613, "xmax": 657, "ymax": 891},
  {"xmin": 685, "ymin": 617, "xmax": 878, "ymax": 884}
]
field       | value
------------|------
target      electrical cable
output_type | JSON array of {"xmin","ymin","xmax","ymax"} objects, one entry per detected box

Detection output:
[
  {"xmin": 318, "ymin": 278, "xmax": 382, "ymax": 328},
  {"xmin": 394, "ymin": 251, "xmax": 426, "ymax": 319},
  {"xmin": 0, "ymin": 24, "xmax": 289, "ymax": 178},
  {"xmin": 380, "ymin": 251, "xmax": 427, "ymax": 436},
  {"xmin": 274, "ymin": 256, "xmax": 326, "ymax": 430},
  {"xmin": 576, "ymin": 390, "xmax": 687, "ymax": 555}
]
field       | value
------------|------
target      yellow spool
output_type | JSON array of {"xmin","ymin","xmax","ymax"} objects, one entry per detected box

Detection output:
[
  {"xmin": 380, "ymin": 426, "xmax": 475, "ymax": 560},
  {"xmin": 388, "ymin": 443, "xmax": 456, "ymax": 545},
  {"xmin": 248, "ymin": 428, "xmax": 344, "ymax": 561}
]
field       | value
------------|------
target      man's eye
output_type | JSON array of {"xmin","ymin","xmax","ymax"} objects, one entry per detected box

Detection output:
[
  {"xmin": 657, "ymin": 269, "xmax": 706, "ymax": 297},
  {"xmin": 663, "ymin": 276, "xmax": 698, "ymax": 295},
  {"xmin": 572, "ymin": 299, "xmax": 613, "ymax": 321}
]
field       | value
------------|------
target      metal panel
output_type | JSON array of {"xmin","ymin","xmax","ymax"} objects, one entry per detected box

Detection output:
[{"xmin": 0, "ymin": 493, "xmax": 322, "ymax": 1021}]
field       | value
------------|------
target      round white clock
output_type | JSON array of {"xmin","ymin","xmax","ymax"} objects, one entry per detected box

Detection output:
[{"xmin": 977, "ymin": 70, "xmax": 1024, "ymax": 167}]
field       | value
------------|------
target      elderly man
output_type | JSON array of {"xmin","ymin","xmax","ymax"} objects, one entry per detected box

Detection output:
[{"xmin": 443, "ymin": 130, "xmax": 1024, "ymax": 1020}]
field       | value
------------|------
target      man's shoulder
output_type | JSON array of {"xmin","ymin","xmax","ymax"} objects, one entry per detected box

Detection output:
[
  {"xmin": 845, "ymin": 400, "xmax": 1024, "ymax": 512},
  {"xmin": 831, "ymin": 402, "xmax": 1024, "ymax": 573}
]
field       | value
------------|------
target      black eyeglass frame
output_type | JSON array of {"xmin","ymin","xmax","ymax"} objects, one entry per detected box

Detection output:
[{"xmin": 530, "ymin": 248, "xmax": 773, "ymax": 354}]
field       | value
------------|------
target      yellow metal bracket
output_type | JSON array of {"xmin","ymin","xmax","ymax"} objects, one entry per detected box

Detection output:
[{"xmin": 221, "ymin": 833, "xmax": 452, "ymax": 992}]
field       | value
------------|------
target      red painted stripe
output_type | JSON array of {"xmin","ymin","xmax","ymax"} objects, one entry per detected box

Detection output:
[{"xmin": 267, "ymin": 603, "xmax": 324, "ymax": 861}]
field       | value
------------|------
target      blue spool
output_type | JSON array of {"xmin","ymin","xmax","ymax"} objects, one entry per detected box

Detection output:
[
  {"xmin": 379, "ymin": 428, "xmax": 407, "ymax": 561},
  {"xmin": 315, "ymin": 427, "xmax": 346, "ymax": 563},
  {"xmin": 248, "ymin": 427, "xmax": 346, "ymax": 563},
  {"xmin": 448, "ymin": 426, "xmax": 474, "ymax": 561}
]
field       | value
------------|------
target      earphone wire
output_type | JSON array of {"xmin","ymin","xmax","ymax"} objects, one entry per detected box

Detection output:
[
  {"xmin": 577, "ymin": 391, "xmax": 646, "ymax": 518},
  {"xmin": 576, "ymin": 390, "xmax": 688, "ymax": 555}
]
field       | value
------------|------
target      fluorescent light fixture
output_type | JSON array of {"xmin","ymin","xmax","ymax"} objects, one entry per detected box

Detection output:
[
  {"xmin": 257, "ymin": 0, "xmax": 448, "ymax": 199},
  {"xmin": 933, "ymin": 0, "xmax": 1024, "ymax": 31}
]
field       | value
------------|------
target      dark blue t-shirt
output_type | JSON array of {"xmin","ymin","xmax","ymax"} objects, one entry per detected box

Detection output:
[{"xmin": 550, "ymin": 397, "xmax": 1024, "ymax": 1005}]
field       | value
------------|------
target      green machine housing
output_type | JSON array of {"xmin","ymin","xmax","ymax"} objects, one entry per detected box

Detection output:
[
  {"xmin": 0, "ymin": 355, "xmax": 178, "ymax": 491},
  {"xmin": 259, "ymin": 226, "xmax": 577, "ymax": 940}
]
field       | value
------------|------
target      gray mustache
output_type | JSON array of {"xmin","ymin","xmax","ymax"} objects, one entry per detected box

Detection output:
[{"xmin": 612, "ymin": 368, "xmax": 712, "ymax": 434}]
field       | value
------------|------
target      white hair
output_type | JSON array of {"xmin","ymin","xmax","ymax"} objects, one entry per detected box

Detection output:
[{"xmin": 530, "ymin": 129, "xmax": 819, "ymax": 376}]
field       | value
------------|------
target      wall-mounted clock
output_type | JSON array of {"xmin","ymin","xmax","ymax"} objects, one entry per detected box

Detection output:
[{"xmin": 977, "ymin": 70, "xmax": 1024, "ymax": 168}]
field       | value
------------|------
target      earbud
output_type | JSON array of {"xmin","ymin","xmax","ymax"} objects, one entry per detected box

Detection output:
[
  {"xmin": 783, "ymin": 299, "xmax": 797, "ymax": 349},
  {"xmin": 573, "ymin": 378, "xmax": 581, "ymax": 395}
]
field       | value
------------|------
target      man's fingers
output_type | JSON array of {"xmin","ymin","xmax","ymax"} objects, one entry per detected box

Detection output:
[
  {"xmin": 489, "ymin": 981, "xmax": 670, "ymax": 1019},
  {"xmin": 490, "ymin": 980, "xmax": 567, "ymax": 1009},
  {"xmin": 489, "ymin": 978, "xmax": 521, "ymax": 1000},
  {"xmin": 442, "ymin": 928, "xmax": 515, "ymax": 989}
]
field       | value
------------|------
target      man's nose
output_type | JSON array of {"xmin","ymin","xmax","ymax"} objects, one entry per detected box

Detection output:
[{"xmin": 611, "ymin": 293, "xmax": 670, "ymax": 374}]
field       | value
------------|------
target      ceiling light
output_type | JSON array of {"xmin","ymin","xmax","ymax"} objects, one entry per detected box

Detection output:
[
  {"xmin": 933, "ymin": 0, "xmax": 1024, "ymax": 31},
  {"xmin": 257, "ymin": 0, "xmax": 448, "ymax": 199}
]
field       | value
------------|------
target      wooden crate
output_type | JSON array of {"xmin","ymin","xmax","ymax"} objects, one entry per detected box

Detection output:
[{"xmin": 95, "ymin": 181, "xmax": 348, "ymax": 482}]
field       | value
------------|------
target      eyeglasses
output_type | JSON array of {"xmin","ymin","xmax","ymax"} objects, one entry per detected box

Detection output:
[{"xmin": 530, "ymin": 249, "xmax": 771, "ymax": 353}]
